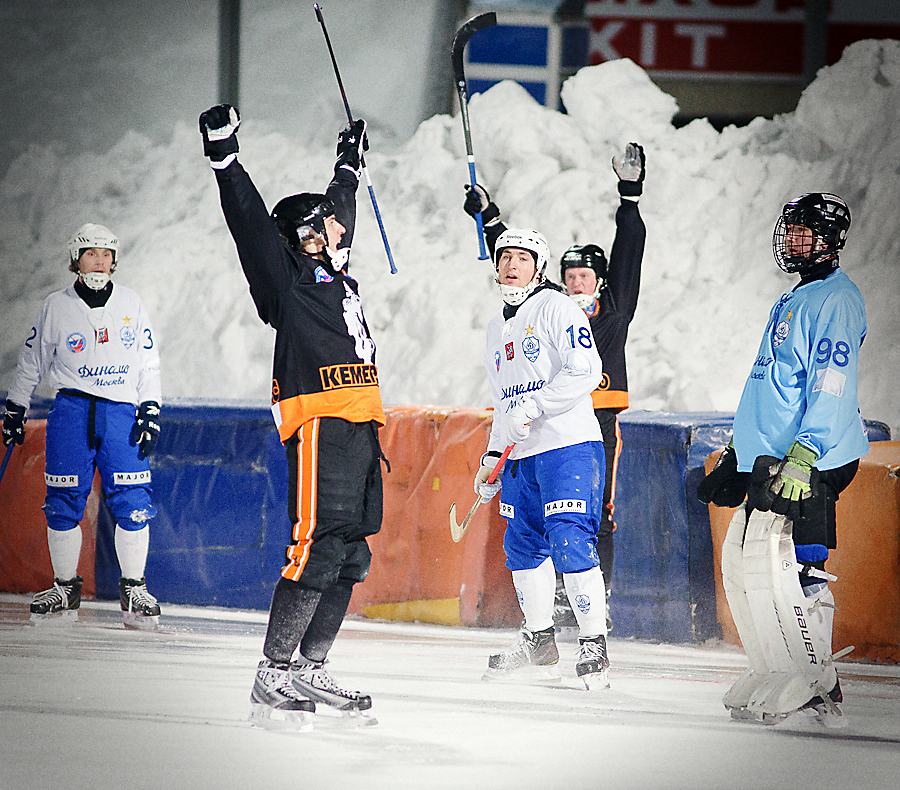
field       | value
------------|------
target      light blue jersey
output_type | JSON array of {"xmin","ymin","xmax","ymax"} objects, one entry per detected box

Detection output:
[{"xmin": 733, "ymin": 268, "xmax": 868, "ymax": 472}]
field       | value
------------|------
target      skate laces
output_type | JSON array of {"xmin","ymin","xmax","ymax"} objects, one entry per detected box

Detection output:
[
  {"xmin": 125, "ymin": 582, "xmax": 157, "ymax": 612},
  {"xmin": 579, "ymin": 638, "xmax": 607, "ymax": 660},
  {"xmin": 34, "ymin": 582, "xmax": 67, "ymax": 608},
  {"xmin": 296, "ymin": 665, "xmax": 359, "ymax": 700}
]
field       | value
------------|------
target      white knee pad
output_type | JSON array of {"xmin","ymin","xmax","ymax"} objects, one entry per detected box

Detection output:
[
  {"xmin": 563, "ymin": 566, "xmax": 607, "ymax": 637},
  {"xmin": 729, "ymin": 509, "xmax": 838, "ymax": 717},
  {"xmin": 511, "ymin": 557, "xmax": 556, "ymax": 632}
]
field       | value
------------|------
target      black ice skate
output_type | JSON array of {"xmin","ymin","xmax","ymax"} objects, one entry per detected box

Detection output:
[
  {"xmin": 576, "ymin": 634, "xmax": 610, "ymax": 690},
  {"xmin": 800, "ymin": 678, "xmax": 847, "ymax": 729},
  {"xmin": 483, "ymin": 626, "xmax": 561, "ymax": 682},
  {"xmin": 119, "ymin": 577, "xmax": 161, "ymax": 630},
  {"xmin": 29, "ymin": 576, "xmax": 83, "ymax": 624},
  {"xmin": 290, "ymin": 659, "xmax": 377, "ymax": 726},
  {"xmin": 250, "ymin": 660, "xmax": 316, "ymax": 731}
]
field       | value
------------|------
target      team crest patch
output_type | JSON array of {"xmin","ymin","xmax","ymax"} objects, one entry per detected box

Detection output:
[
  {"xmin": 773, "ymin": 320, "xmax": 790, "ymax": 347},
  {"xmin": 120, "ymin": 325, "xmax": 135, "ymax": 348},
  {"xmin": 544, "ymin": 499, "xmax": 586, "ymax": 517},
  {"xmin": 66, "ymin": 333, "xmax": 86, "ymax": 353},
  {"xmin": 505, "ymin": 342, "xmax": 514, "ymax": 361},
  {"xmin": 96, "ymin": 327, "xmax": 108, "ymax": 344},
  {"xmin": 314, "ymin": 266, "xmax": 334, "ymax": 283},
  {"xmin": 574, "ymin": 594, "xmax": 591, "ymax": 614},
  {"xmin": 499, "ymin": 501, "xmax": 514, "ymax": 519},
  {"xmin": 495, "ymin": 350, "xmax": 501, "ymax": 372},
  {"xmin": 522, "ymin": 335, "xmax": 540, "ymax": 362}
]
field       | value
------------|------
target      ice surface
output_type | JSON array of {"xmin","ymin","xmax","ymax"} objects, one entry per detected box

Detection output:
[{"xmin": 1, "ymin": 595, "xmax": 899, "ymax": 790}]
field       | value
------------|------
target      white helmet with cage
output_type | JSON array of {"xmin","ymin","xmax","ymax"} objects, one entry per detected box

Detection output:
[{"xmin": 494, "ymin": 228, "xmax": 550, "ymax": 306}]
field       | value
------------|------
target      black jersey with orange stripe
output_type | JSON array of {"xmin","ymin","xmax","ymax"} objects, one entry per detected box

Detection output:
[{"xmin": 214, "ymin": 158, "xmax": 385, "ymax": 442}]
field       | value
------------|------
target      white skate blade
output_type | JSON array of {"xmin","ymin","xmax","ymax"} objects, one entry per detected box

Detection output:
[
  {"xmin": 29, "ymin": 609, "xmax": 78, "ymax": 625},
  {"xmin": 249, "ymin": 704, "xmax": 314, "ymax": 732},
  {"xmin": 123, "ymin": 611, "xmax": 160, "ymax": 630},
  {"xmin": 314, "ymin": 707, "xmax": 378, "ymax": 728},
  {"xmin": 580, "ymin": 669, "xmax": 610, "ymax": 691},
  {"xmin": 482, "ymin": 663, "xmax": 562, "ymax": 683}
]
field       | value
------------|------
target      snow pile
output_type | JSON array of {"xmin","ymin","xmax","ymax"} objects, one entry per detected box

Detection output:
[{"xmin": 1, "ymin": 41, "xmax": 898, "ymax": 436}]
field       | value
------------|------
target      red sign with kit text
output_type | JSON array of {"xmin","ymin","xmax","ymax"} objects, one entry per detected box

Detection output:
[{"xmin": 585, "ymin": 0, "xmax": 900, "ymax": 76}]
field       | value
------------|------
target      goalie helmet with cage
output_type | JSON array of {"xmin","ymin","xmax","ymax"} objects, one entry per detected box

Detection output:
[
  {"xmin": 494, "ymin": 228, "xmax": 551, "ymax": 306},
  {"xmin": 271, "ymin": 193, "xmax": 336, "ymax": 253},
  {"xmin": 773, "ymin": 193, "xmax": 851, "ymax": 274},
  {"xmin": 67, "ymin": 223, "xmax": 119, "ymax": 273},
  {"xmin": 560, "ymin": 243, "xmax": 608, "ymax": 309}
]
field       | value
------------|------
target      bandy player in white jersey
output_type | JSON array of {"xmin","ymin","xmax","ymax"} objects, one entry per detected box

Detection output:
[
  {"xmin": 475, "ymin": 228, "xmax": 611, "ymax": 690},
  {"xmin": 3, "ymin": 223, "xmax": 163, "ymax": 629}
]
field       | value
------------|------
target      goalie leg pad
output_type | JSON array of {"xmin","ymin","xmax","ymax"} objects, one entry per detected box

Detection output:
[
  {"xmin": 742, "ymin": 513, "xmax": 837, "ymax": 716},
  {"xmin": 721, "ymin": 505, "xmax": 770, "ymax": 712}
]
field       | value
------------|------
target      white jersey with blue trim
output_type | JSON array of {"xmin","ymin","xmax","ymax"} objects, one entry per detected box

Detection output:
[
  {"xmin": 8, "ymin": 282, "xmax": 162, "ymax": 409},
  {"xmin": 484, "ymin": 287, "xmax": 602, "ymax": 460},
  {"xmin": 733, "ymin": 267, "xmax": 868, "ymax": 472}
]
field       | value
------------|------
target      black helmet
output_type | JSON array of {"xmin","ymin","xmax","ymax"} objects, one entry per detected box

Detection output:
[
  {"xmin": 773, "ymin": 192, "xmax": 851, "ymax": 274},
  {"xmin": 559, "ymin": 244, "xmax": 608, "ymax": 289},
  {"xmin": 271, "ymin": 193, "xmax": 335, "ymax": 252}
]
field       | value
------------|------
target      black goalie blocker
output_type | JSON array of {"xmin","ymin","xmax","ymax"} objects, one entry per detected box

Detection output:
[
  {"xmin": 271, "ymin": 193, "xmax": 335, "ymax": 253},
  {"xmin": 773, "ymin": 192, "xmax": 850, "ymax": 274}
]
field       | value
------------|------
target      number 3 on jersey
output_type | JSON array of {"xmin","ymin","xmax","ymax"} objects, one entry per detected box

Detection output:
[{"xmin": 566, "ymin": 325, "xmax": 593, "ymax": 349}]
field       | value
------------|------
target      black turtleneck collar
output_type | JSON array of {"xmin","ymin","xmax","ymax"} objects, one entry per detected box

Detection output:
[
  {"xmin": 74, "ymin": 277, "xmax": 113, "ymax": 308},
  {"xmin": 795, "ymin": 258, "xmax": 839, "ymax": 289},
  {"xmin": 502, "ymin": 280, "xmax": 563, "ymax": 320}
]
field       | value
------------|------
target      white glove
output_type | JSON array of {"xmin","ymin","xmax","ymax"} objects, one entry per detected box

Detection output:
[
  {"xmin": 474, "ymin": 451, "xmax": 504, "ymax": 501},
  {"xmin": 506, "ymin": 395, "xmax": 541, "ymax": 445}
]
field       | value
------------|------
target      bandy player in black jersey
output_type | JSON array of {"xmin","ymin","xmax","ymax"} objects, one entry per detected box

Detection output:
[{"xmin": 201, "ymin": 104, "xmax": 385, "ymax": 729}]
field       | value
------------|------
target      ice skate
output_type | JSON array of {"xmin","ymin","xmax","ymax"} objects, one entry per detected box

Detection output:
[
  {"xmin": 291, "ymin": 659, "xmax": 377, "ymax": 726},
  {"xmin": 29, "ymin": 576, "xmax": 82, "ymax": 624},
  {"xmin": 483, "ymin": 626, "xmax": 561, "ymax": 682},
  {"xmin": 576, "ymin": 634, "xmax": 610, "ymax": 690},
  {"xmin": 119, "ymin": 577, "xmax": 161, "ymax": 630},
  {"xmin": 800, "ymin": 679, "xmax": 847, "ymax": 729},
  {"xmin": 249, "ymin": 660, "xmax": 316, "ymax": 731}
]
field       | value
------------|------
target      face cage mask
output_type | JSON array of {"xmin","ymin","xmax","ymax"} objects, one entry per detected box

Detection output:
[
  {"xmin": 79, "ymin": 271, "xmax": 111, "ymax": 290},
  {"xmin": 773, "ymin": 216, "xmax": 837, "ymax": 274}
]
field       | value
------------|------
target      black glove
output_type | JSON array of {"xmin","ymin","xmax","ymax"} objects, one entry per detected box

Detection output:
[
  {"xmin": 2, "ymin": 400, "xmax": 26, "ymax": 447},
  {"xmin": 130, "ymin": 401, "xmax": 161, "ymax": 460},
  {"xmin": 463, "ymin": 184, "xmax": 500, "ymax": 226},
  {"xmin": 612, "ymin": 142, "xmax": 645, "ymax": 197},
  {"xmin": 335, "ymin": 119, "xmax": 368, "ymax": 173},
  {"xmin": 199, "ymin": 104, "xmax": 240, "ymax": 161},
  {"xmin": 746, "ymin": 455, "xmax": 782, "ymax": 515},
  {"xmin": 697, "ymin": 444, "xmax": 749, "ymax": 507}
]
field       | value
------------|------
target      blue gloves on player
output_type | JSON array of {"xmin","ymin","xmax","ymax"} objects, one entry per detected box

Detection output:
[
  {"xmin": 130, "ymin": 401, "xmax": 161, "ymax": 460},
  {"xmin": 200, "ymin": 104, "xmax": 240, "ymax": 162},
  {"xmin": 2, "ymin": 400, "xmax": 26, "ymax": 447}
]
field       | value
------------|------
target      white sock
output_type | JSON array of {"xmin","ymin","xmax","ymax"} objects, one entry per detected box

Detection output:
[
  {"xmin": 564, "ymin": 566, "xmax": 608, "ymax": 637},
  {"xmin": 511, "ymin": 557, "xmax": 556, "ymax": 632},
  {"xmin": 115, "ymin": 525, "xmax": 149, "ymax": 580},
  {"xmin": 47, "ymin": 526, "xmax": 82, "ymax": 581}
]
